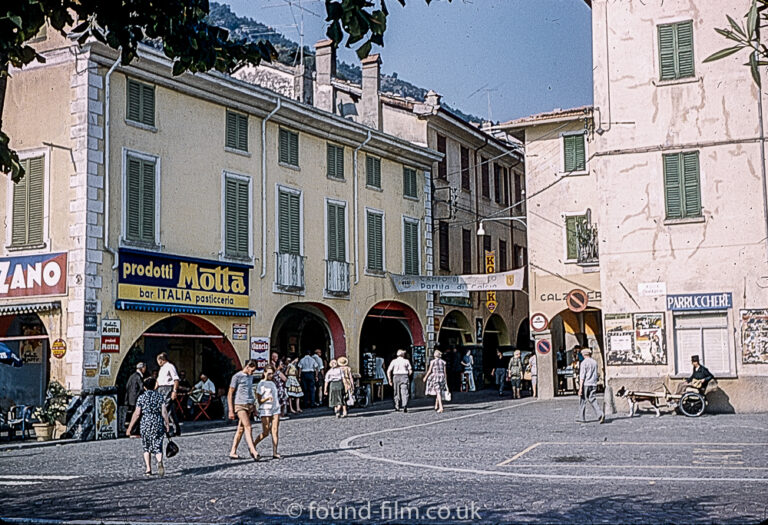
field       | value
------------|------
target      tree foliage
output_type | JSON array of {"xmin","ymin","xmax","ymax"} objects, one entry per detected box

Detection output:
[{"xmin": 706, "ymin": 0, "xmax": 767, "ymax": 86}]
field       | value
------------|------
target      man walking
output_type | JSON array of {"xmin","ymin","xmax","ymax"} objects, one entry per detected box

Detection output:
[
  {"xmin": 492, "ymin": 349, "xmax": 506, "ymax": 396},
  {"xmin": 387, "ymin": 349, "xmax": 413, "ymax": 412},
  {"xmin": 156, "ymin": 352, "xmax": 182, "ymax": 436},
  {"xmin": 124, "ymin": 362, "xmax": 146, "ymax": 436},
  {"xmin": 228, "ymin": 360, "xmax": 260, "ymax": 460},
  {"xmin": 298, "ymin": 349, "xmax": 319, "ymax": 408},
  {"xmin": 312, "ymin": 348, "xmax": 326, "ymax": 406},
  {"xmin": 578, "ymin": 347, "xmax": 604, "ymax": 423}
]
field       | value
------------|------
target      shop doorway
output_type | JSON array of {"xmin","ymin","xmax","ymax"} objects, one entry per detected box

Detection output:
[
  {"xmin": 359, "ymin": 301, "xmax": 423, "ymax": 378},
  {"xmin": 481, "ymin": 314, "xmax": 511, "ymax": 387},
  {"xmin": 270, "ymin": 303, "xmax": 344, "ymax": 365},
  {"xmin": 516, "ymin": 318, "xmax": 531, "ymax": 352},
  {"xmin": 550, "ymin": 308, "xmax": 604, "ymax": 396},
  {"xmin": 0, "ymin": 313, "xmax": 49, "ymax": 407},
  {"xmin": 116, "ymin": 315, "xmax": 241, "ymax": 405}
]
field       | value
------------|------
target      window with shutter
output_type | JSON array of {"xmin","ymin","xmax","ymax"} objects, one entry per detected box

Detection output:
[
  {"xmin": 482, "ymin": 236, "xmax": 491, "ymax": 262},
  {"xmin": 503, "ymin": 167, "xmax": 510, "ymax": 206},
  {"xmin": 460, "ymin": 146, "xmax": 470, "ymax": 190},
  {"xmin": 367, "ymin": 211, "xmax": 384, "ymax": 271},
  {"xmin": 437, "ymin": 134, "xmax": 447, "ymax": 180},
  {"xmin": 366, "ymin": 156, "xmax": 381, "ymax": 189},
  {"xmin": 11, "ymin": 156, "xmax": 45, "ymax": 247},
  {"xmin": 439, "ymin": 221, "xmax": 450, "ymax": 271},
  {"xmin": 499, "ymin": 240, "xmax": 507, "ymax": 272},
  {"xmin": 462, "ymin": 228, "xmax": 472, "ymax": 274},
  {"xmin": 664, "ymin": 151, "xmax": 701, "ymax": 219},
  {"xmin": 278, "ymin": 190, "xmax": 301, "ymax": 254},
  {"xmin": 493, "ymin": 164, "xmax": 502, "ymax": 204},
  {"xmin": 125, "ymin": 155, "xmax": 156, "ymax": 244},
  {"xmin": 327, "ymin": 202, "xmax": 346, "ymax": 262},
  {"xmin": 225, "ymin": 111, "xmax": 248, "ymax": 152},
  {"xmin": 481, "ymin": 159, "xmax": 490, "ymax": 198},
  {"xmin": 327, "ymin": 144, "xmax": 345, "ymax": 180},
  {"xmin": 126, "ymin": 79, "xmax": 155, "ymax": 127},
  {"xmin": 403, "ymin": 167, "xmax": 418, "ymax": 198},
  {"xmin": 565, "ymin": 214, "xmax": 587, "ymax": 261},
  {"xmin": 403, "ymin": 219, "xmax": 420, "ymax": 275},
  {"xmin": 224, "ymin": 175, "xmax": 250, "ymax": 258},
  {"xmin": 658, "ymin": 21, "xmax": 695, "ymax": 81},
  {"xmin": 674, "ymin": 313, "xmax": 730, "ymax": 375},
  {"xmin": 279, "ymin": 129, "xmax": 299, "ymax": 167},
  {"xmin": 563, "ymin": 134, "xmax": 586, "ymax": 172}
]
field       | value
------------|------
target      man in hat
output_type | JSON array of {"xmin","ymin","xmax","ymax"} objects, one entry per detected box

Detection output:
[
  {"xmin": 577, "ymin": 347, "xmax": 604, "ymax": 423},
  {"xmin": 124, "ymin": 362, "xmax": 146, "ymax": 436},
  {"xmin": 387, "ymin": 349, "xmax": 413, "ymax": 412},
  {"xmin": 677, "ymin": 355, "xmax": 714, "ymax": 394}
]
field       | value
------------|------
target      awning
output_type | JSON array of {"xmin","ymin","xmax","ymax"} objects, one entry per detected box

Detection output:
[
  {"xmin": 116, "ymin": 300, "xmax": 254, "ymax": 318},
  {"xmin": 0, "ymin": 301, "xmax": 61, "ymax": 316}
]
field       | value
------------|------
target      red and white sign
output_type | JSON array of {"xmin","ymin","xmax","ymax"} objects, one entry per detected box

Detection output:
[
  {"xmin": 250, "ymin": 337, "xmax": 270, "ymax": 371},
  {"xmin": 100, "ymin": 319, "xmax": 121, "ymax": 353},
  {"xmin": 536, "ymin": 339, "xmax": 552, "ymax": 354},
  {"xmin": 566, "ymin": 289, "xmax": 589, "ymax": 313},
  {"xmin": 530, "ymin": 313, "xmax": 549, "ymax": 332},
  {"xmin": 0, "ymin": 252, "xmax": 67, "ymax": 298}
]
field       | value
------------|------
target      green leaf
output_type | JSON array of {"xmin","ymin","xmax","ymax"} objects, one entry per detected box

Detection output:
[
  {"xmin": 726, "ymin": 15, "xmax": 746, "ymax": 37},
  {"xmin": 356, "ymin": 39, "xmax": 372, "ymax": 59},
  {"xmin": 751, "ymin": 51, "xmax": 762, "ymax": 86},
  {"xmin": 8, "ymin": 15, "xmax": 23, "ymax": 29},
  {"xmin": 703, "ymin": 45, "xmax": 744, "ymax": 62},
  {"xmin": 748, "ymin": 0, "xmax": 759, "ymax": 40}
]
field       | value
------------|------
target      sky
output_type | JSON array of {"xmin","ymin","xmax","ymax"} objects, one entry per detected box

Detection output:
[{"xmin": 220, "ymin": 0, "xmax": 594, "ymax": 122}]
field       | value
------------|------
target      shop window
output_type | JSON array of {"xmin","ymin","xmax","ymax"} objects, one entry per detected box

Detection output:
[
  {"xmin": 126, "ymin": 79, "xmax": 155, "ymax": 127},
  {"xmin": 403, "ymin": 218, "xmax": 419, "ymax": 275},
  {"xmin": 674, "ymin": 313, "xmax": 731, "ymax": 376},
  {"xmin": 11, "ymin": 156, "xmax": 45, "ymax": 248},
  {"xmin": 279, "ymin": 128, "xmax": 299, "ymax": 167},
  {"xmin": 225, "ymin": 110, "xmax": 248, "ymax": 152}
]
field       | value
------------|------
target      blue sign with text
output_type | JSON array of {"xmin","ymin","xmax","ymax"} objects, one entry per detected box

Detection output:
[{"xmin": 666, "ymin": 293, "xmax": 732, "ymax": 312}]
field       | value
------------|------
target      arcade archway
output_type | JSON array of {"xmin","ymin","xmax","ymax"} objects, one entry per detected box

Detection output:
[
  {"xmin": 0, "ymin": 313, "xmax": 50, "ymax": 406},
  {"xmin": 481, "ymin": 314, "xmax": 511, "ymax": 384},
  {"xmin": 550, "ymin": 308, "xmax": 604, "ymax": 396},
  {"xmin": 437, "ymin": 310, "xmax": 473, "ymax": 349},
  {"xmin": 359, "ymin": 301, "xmax": 423, "ymax": 377},
  {"xmin": 270, "ymin": 303, "xmax": 344, "ymax": 364}
]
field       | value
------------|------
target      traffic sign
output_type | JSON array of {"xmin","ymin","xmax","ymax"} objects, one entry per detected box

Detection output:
[
  {"xmin": 530, "ymin": 313, "xmax": 549, "ymax": 332},
  {"xmin": 566, "ymin": 289, "xmax": 589, "ymax": 313},
  {"xmin": 536, "ymin": 339, "xmax": 551, "ymax": 354}
]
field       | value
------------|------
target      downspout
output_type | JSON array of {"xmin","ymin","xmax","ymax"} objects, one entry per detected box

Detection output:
[
  {"xmin": 353, "ymin": 131, "xmax": 372, "ymax": 285},
  {"xmin": 757, "ymin": 50, "xmax": 768, "ymax": 260},
  {"xmin": 260, "ymin": 99, "xmax": 281, "ymax": 279},
  {"xmin": 104, "ymin": 52, "xmax": 121, "ymax": 269}
]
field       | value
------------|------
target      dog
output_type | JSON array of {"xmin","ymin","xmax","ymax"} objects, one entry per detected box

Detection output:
[{"xmin": 616, "ymin": 386, "xmax": 663, "ymax": 417}]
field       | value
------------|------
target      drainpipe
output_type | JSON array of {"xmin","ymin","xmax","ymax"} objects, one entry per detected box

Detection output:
[
  {"xmin": 353, "ymin": 131, "xmax": 372, "ymax": 285},
  {"xmin": 104, "ymin": 52, "xmax": 121, "ymax": 269},
  {"xmin": 757, "ymin": 49, "xmax": 768, "ymax": 261},
  {"xmin": 260, "ymin": 99, "xmax": 281, "ymax": 279}
]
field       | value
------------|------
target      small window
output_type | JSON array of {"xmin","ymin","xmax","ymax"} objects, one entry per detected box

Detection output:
[
  {"xmin": 482, "ymin": 236, "xmax": 492, "ymax": 268},
  {"xmin": 460, "ymin": 146, "xmax": 470, "ymax": 190},
  {"xmin": 658, "ymin": 21, "xmax": 695, "ymax": 81},
  {"xmin": 462, "ymin": 228, "xmax": 472, "ymax": 274},
  {"xmin": 224, "ymin": 175, "xmax": 250, "ymax": 258},
  {"xmin": 481, "ymin": 159, "xmax": 490, "ymax": 198},
  {"xmin": 563, "ymin": 133, "xmax": 586, "ymax": 173},
  {"xmin": 225, "ymin": 111, "xmax": 248, "ymax": 152},
  {"xmin": 403, "ymin": 167, "xmax": 418, "ymax": 198},
  {"xmin": 327, "ymin": 143, "xmax": 345, "ymax": 180},
  {"xmin": 11, "ymin": 156, "xmax": 45, "ymax": 247},
  {"xmin": 437, "ymin": 134, "xmax": 447, "ymax": 180},
  {"xmin": 565, "ymin": 214, "xmax": 587, "ymax": 261},
  {"xmin": 126, "ymin": 79, "xmax": 155, "ymax": 127},
  {"xmin": 664, "ymin": 151, "xmax": 701, "ymax": 220},
  {"xmin": 503, "ymin": 167, "xmax": 510, "ymax": 206},
  {"xmin": 403, "ymin": 219, "xmax": 420, "ymax": 275},
  {"xmin": 366, "ymin": 156, "xmax": 381, "ymax": 189},
  {"xmin": 279, "ymin": 128, "xmax": 299, "ymax": 167},
  {"xmin": 278, "ymin": 189, "xmax": 301, "ymax": 255},
  {"xmin": 439, "ymin": 221, "xmax": 450, "ymax": 271},
  {"xmin": 493, "ymin": 164, "xmax": 502, "ymax": 204},
  {"xmin": 366, "ymin": 211, "xmax": 384, "ymax": 271},
  {"xmin": 327, "ymin": 202, "xmax": 346, "ymax": 262},
  {"xmin": 499, "ymin": 239, "xmax": 507, "ymax": 272},
  {"xmin": 125, "ymin": 155, "xmax": 157, "ymax": 244}
]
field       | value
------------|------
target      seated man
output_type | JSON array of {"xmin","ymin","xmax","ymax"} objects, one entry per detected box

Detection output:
[
  {"xmin": 189, "ymin": 373, "xmax": 216, "ymax": 404},
  {"xmin": 676, "ymin": 355, "xmax": 714, "ymax": 394}
]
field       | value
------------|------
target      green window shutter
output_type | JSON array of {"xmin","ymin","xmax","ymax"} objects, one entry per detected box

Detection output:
[
  {"xmin": 26, "ymin": 156, "xmax": 44, "ymax": 245},
  {"xmin": 367, "ymin": 212, "xmax": 383, "ymax": 270},
  {"xmin": 141, "ymin": 83, "xmax": 155, "ymax": 126},
  {"xmin": 225, "ymin": 178, "xmax": 238, "ymax": 254},
  {"xmin": 404, "ymin": 220, "xmax": 419, "ymax": 275},
  {"xmin": 403, "ymin": 167, "xmax": 417, "ymax": 198},
  {"xmin": 327, "ymin": 144, "xmax": 344, "ymax": 179},
  {"xmin": 682, "ymin": 151, "xmax": 701, "ymax": 217},
  {"xmin": 335, "ymin": 145, "xmax": 344, "ymax": 179},
  {"xmin": 289, "ymin": 131, "xmax": 299, "ymax": 167},
  {"xmin": 225, "ymin": 177, "xmax": 250, "ymax": 257},
  {"xmin": 127, "ymin": 80, "xmax": 142, "ymax": 123},
  {"xmin": 237, "ymin": 114, "xmax": 248, "ymax": 151},
  {"xmin": 564, "ymin": 134, "xmax": 585, "ymax": 172},
  {"xmin": 140, "ymin": 159, "xmax": 155, "ymax": 242},
  {"xmin": 236, "ymin": 179, "xmax": 249, "ymax": 254},
  {"xmin": 278, "ymin": 191, "xmax": 300, "ymax": 254},
  {"xmin": 327, "ymin": 203, "xmax": 346, "ymax": 261},
  {"xmin": 126, "ymin": 157, "xmax": 142, "ymax": 241},
  {"xmin": 225, "ymin": 111, "xmax": 238, "ymax": 149},
  {"xmin": 565, "ymin": 215, "xmax": 584, "ymax": 260},
  {"xmin": 664, "ymin": 153, "xmax": 683, "ymax": 219},
  {"xmin": 366, "ymin": 156, "xmax": 381, "ymax": 188},
  {"xmin": 574, "ymin": 135, "xmax": 586, "ymax": 171},
  {"xmin": 127, "ymin": 80, "xmax": 155, "ymax": 126},
  {"xmin": 279, "ymin": 129, "xmax": 289, "ymax": 164},
  {"xmin": 11, "ymin": 171, "xmax": 28, "ymax": 246},
  {"xmin": 658, "ymin": 24, "xmax": 677, "ymax": 81},
  {"xmin": 676, "ymin": 21, "xmax": 695, "ymax": 79}
]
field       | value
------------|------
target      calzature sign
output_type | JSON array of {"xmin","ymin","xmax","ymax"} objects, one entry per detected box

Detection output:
[
  {"xmin": 117, "ymin": 249, "xmax": 250, "ymax": 311},
  {"xmin": 666, "ymin": 293, "xmax": 732, "ymax": 312},
  {"xmin": 0, "ymin": 253, "xmax": 67, "ymax": 298}
]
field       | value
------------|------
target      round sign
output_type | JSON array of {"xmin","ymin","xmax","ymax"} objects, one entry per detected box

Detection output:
[
  {"xmin": 536, "ymin": 339, "xmax": 552, "ymax": 355},
  {"xmin": 530, "ymin": 313, "xmax": 549, "ymax": 332},
  {"xmin": 566, "ymin": 289, "xmax": 589, "ymax": 313},
  {"xmin": 51, "ymin": 338, "xmax": 67, "ymax": 359}
]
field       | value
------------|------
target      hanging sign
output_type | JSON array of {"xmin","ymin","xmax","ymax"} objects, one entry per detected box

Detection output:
[
  {"xmin": 0, "ymin": 252, "xmax": 67, "ymax": 298},
  {"xmin": 485, "ymin": 250, "xmax": 496, "ymax": 274},
  {"xmin": 51, "ymin": 338, "xmax": 67, "ymax": 359},
  {"xmin": 100, "ymin": 319, "xmax": 121, "ymax": 353},
  {"xmin": 487, "ymin": 291, "xmax": 498, "ymax": 313},
  {"xmin": 233, "ymin": 323, "xmax": 248, "ymax": 340},
  {"xmin": 391, "ymin": 268, "xmax": 524, "ymax": 293}
]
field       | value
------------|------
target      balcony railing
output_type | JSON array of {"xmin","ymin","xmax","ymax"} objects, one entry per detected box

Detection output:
[
  {"xmin": 576, "ymin": 221, "xmax": 599, "ymax": 265},
  {"xmin": 276, "ymin": 252, "xmax": 305, "ymax": 291},
  {"xmin": 326, "ymin": 260, "xmax": 350, "ymax": 296}
]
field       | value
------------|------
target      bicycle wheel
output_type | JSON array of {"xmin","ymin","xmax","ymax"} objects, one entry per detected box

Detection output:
[{"xmin": 679, "ymin": 392, "xmax": 706, "ymax": 417}]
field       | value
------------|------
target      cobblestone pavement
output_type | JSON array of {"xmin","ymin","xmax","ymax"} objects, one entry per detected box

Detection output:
[{"xmin": 1, "ymin": 391, "xmax": 767, "ymax": 524}]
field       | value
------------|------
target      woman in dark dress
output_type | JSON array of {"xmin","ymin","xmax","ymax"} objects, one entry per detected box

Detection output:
[{"xmin": 127, "ymin": 377, "xmax": 170, "ymax": 476}]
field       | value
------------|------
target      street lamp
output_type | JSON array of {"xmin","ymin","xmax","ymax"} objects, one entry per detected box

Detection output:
[{"xmin": 476, "ymin": 216, "xmax": 527, "ymax": 236}]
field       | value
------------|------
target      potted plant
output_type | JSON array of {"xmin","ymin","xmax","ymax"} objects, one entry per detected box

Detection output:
[{"xmin": 33, "ymin": 381, "xmax": 70, "ymax": 441}]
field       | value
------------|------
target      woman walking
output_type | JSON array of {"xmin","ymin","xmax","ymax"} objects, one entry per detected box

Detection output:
[
  {"xmin": 126, "ymin": 377, "xmax": 171, "ymax": 476},
  {"xmin": 461, "ymin": 349, "xmax": 476, "ymax": 392},
  {"xmin": 338, "ymin": 356, "xmax": 355, "ymax": 410},
  {"xmin": 423, "ymin": 350, "xmax": 448, "ymax": 413},
  {"xmin": 272, "ymin": 357, "xmax": 290, "ymax": 417},
  {"xmin": 324, "ymin": 360, "xmax": 348, "ymax": 418},
  {"xmin": 285, "ymin": 357, "xmax": 303, "ymax": 414},
  {"xmin": 253, "ymin": 366, "xmax": 282, "ymax": 459}
]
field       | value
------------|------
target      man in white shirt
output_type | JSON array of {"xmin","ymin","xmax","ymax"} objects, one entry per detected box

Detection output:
[
  {"xmin": 387, "ymin": 349, "xmax": 413, "ymax": 413},
  {"xmin": 578, "ymin": 347, "xmax": 604, "ymax": 424},
  {"xmin": 298, "ymin": 350, "xmax": 320, "ymax": 408},
  {"xmin": 190, "ymin": 373, "xmax": 216, "ymax": 403},
  {"xmin": 156, "ymin": 352, "xmax": 182, "ymax": 436}
]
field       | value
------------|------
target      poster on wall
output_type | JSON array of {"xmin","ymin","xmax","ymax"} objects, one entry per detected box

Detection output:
[
  {"xmin": 250, "ymin": 337, "xmax": 270, "ymax": 371},
  {"xmin": 19, "ymin": 322, "xmax": 44, "ymax": 364},
  {"xmin": 605, "ymin": 312, "xmax": 666, "ymax": 365},
  {"xmin": 741, "ymin": 309, "xmax": 768, "ymax": 364},
  {"xmin": 99, "ymin": 353, "xmax": 111, "ymax": 376},
  {"xmin": 95, "ymin": 395, "xmax": 118, "ymax": 440}
]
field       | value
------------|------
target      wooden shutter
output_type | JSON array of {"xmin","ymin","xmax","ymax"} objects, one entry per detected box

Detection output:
[
  {"xmin": 503, "ymin": 167, "xmax": 510, "ymax": 205},
  {"xmin": 404, "ymin": 220, "xmax": 419, "ymax": 275},
  {"xmin": 11, "ymin": 165, "xmax": 29, "ymax": 246},
  {"xmin": 225, "ymin": 178, "xmax": 238, "ymax": 254},
  {"xmin": 11, "ymin": 156, "xmax": 44, "ymax": 246},
  {"xmin": 460, "ymin": 146, "xmax": 470, "ymax": 190},
  {"xmin": 664, "ymin": 153, "xmax": 683, "ymax": 219},
  {"xmin": 126, "ymin": 157, "xmax": 141, "ymax": 240},
  {"xmin": 327, "ymin": 144, "xmax": 344, "ymax": 179},
  {"xmin": 140, "ymin": 159, "xmax": 155, "ymax": 242},
  {"xmin": 676, "ymin": 21, "xmax": 695, "ymax": 78},
  {"xmin": 437, "ymin": 134, "xmax": 447, "ymax": 179},
  {"xmin": 280, "ymin": 129, "xmax": 298, "ymax": 166},
  {"xmin": 237, "ymin": 114, "xmax": 248, "ymax": 151},
  {"xmin": 462, "ymin": 228, "xmax": 472, "ymax": 274},
  {"xmin": 127, "ymin": 80, "xmax": 142, "ymax": 123},
  {"xmin": 493, "ymin": 164, "xmax": 501, "ymax": 203},
  {"xmin": 225, "ymin": 177, "xmax": 249, "ymax": 257},
  {"xmin": 482, "ymin": 235, "xmax": 491, "ymax": 257},
  {"xmin": 141, "ymin": 83, "xmax": 155, "ymax": 126},
  {"xmin": 289, "ymin": 131, "xmax": 299, "ymax": 166},
  {"xmin": 127, "ymin": 80, "xmax": 155, "ymax": 126},
  {"xmin": 682, "ymin": 151, "xmax": 701, "ymax": 217},
  {"xmin": 564, "ymin": 134, "xmax": 585, "ymax": 172},
  {"xmin": 366, "ymin": 156, "xmax": 381, "ymax": 188},
  {"xmin": 278, "ymin": 190, "xmax": 300, "ymax": 254},
  {"xmin": 499, "ymin": 240, "xmax": 507, "ymax": 272},
  {"xmin": 226, "ymin": 112, "xmax": 238, "ymax": 149},
  {"xmin": 226, "ymin": 112, "xmax": 248, "ymax": 151},
  {"xmin": 439, "ymin": 221, "xmax": 449, "ymax": 271},
  {"xmin": 367, "ymin": 212, "xmax": 383, "ymax": 270},
  {"xmin": 481, "ymin": 160, "xmax": 490, "ymax": 198},
  {"xmin": 327, "ymin": 203, "xmax": 345, "ymax": 261},
  {"xmin": 658, "ymin": 24, "xmax": 678, "ymax": 80},
  {"xmin": 403, "ymin": 167, "xmax": 417, "ymax": 198},
  {"xmin": 565, "ymin": 215, "xmax": 582, "ymax": 260}
]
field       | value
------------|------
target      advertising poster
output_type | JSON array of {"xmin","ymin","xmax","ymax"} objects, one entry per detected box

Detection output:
[
  {"xmin": 95, "ymin": 395, "xmax": 118, "ymax": 440},
  {"xmin": 20, "ymin": 323, "xmax": 44, "ymax": 364},
  {"xmin": 605, "ymin": 313, "xmax": 666, "ymax": 365},
  {"xmin": 250, "ymin": 337, "xmax": 270, "ymax": 371},
  {"xmin": 741, "ymin": 309, "xmax": 768, "ymax": 364},
  {"xmin": 633, "ymin": 313, "xmax": 666, "ymax": 365},
  {"xmin": 233, "ymin": 323, "xmax": 248, "ymax": 341},
  {"xmin": 0, "ymin": 252, "xmax": 67, "ymax": 299},
  {"xmin": 100, "ymin": 319, "xmax": 121, "ymax": 353},
  {"xmin": 605, "ymin": 314, "xmax": 634, "ymax": 365},
  {"xmin": 99, "ymin": 353, "xmax": 111, "ymax": 376}
]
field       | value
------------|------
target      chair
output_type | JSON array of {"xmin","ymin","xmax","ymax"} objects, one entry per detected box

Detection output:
[
  {"xmin": 192, "ymin": 397, "xmax": 212, "ymax": 421},
  {"xmin": 7, "ymin": 405, "xmax": 34, "ymax": 440}
]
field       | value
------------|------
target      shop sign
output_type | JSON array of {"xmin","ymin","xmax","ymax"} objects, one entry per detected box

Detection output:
[
  {"xmin": 250, "ymin": 337, "xmax": 270, "ymax": 370},
  {"xmin": 117, "ymin": 249, "xmax": 250, "ymax": 311},
  {"xmin": 99, "ymin": 353, "xmax": 111, "ymax": 376},
  {"xmin": 411, "ymin": 345, "xmax": 427, "ymax": 372},
  {"xmin": 539, "ymin": 289, "xmax": 601, "ymax": 303},
  {"xmin": 232, "ymin": 323, "xmax": 248, "ymax": 341},
  {"xmin": 638, "ymin": 282, "xmax": 667, "ymax": 297},
  {"xmin": 485, "ymin": 250, "xmax": 496, "ymax": 274},
  {"xmin": 95, "ymin": 395, "xmax": 118, "ymax": 440},
  {"xmin": 433, "ymin": 306, "xmax": 445, "ymax": 316},
  {"xmin": 666, "ymin": 293, "xmax": 732, "ymax": 312},
  {"xmin": 84, "ymin": 301, "xmax": 98, "ymax": 332},
  {"xmin": 536, "ymin": 339, "xmax": 551, "ymax": 354},
  {"xmin": 439, "ymin": 295, "xmax": 472, "ymax": 308},
  {"xmin": 0, "ymin": 252, "xmax": 67, "ymax": 298},
  {"xmin": 100, "ymin": 319, "xmax": 120, "ymax": 353},
  {"xmin": 530, "ymin": 313, "xmax": 549, "ymax": 332},
  {"xmin": 486, "ymin": 291, "xmax": 497, "ymax": 313},
  {"xmin": 51, "ymin": 338, "xmax": 67, "ymax": 359}
]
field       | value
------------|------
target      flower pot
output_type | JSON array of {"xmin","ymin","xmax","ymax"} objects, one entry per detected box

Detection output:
[{"xmin": 33, "ymin": 423, "xmax": 54, "ymax": 442}]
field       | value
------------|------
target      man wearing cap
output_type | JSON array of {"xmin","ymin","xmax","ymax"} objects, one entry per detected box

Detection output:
[
  {"xmin": 578, "ymin": 347, "xmax": 604, "ymax": 424},
  {"xmin": 677, "ymin": 355, "xmax": 714, "ymax": 394},
  {"xmin": 125, "ymin": 362, "xmax": 146, "ymax": 436},
  {"xmin": 387, "ymin": 349, "xmax": 413, "ymax": 412}
]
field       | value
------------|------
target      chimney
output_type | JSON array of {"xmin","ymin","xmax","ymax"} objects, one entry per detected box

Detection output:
[
  {"xmin": 361, "ymin": 54, "xmax": 382, "ymax": 130},
  {"xmin": 425, "ymin": 90, "xmax": 442, "ymax": 108},
  {"xmin": 314, "ymin": 39, "xmax": 336, "ymax": 113}
]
